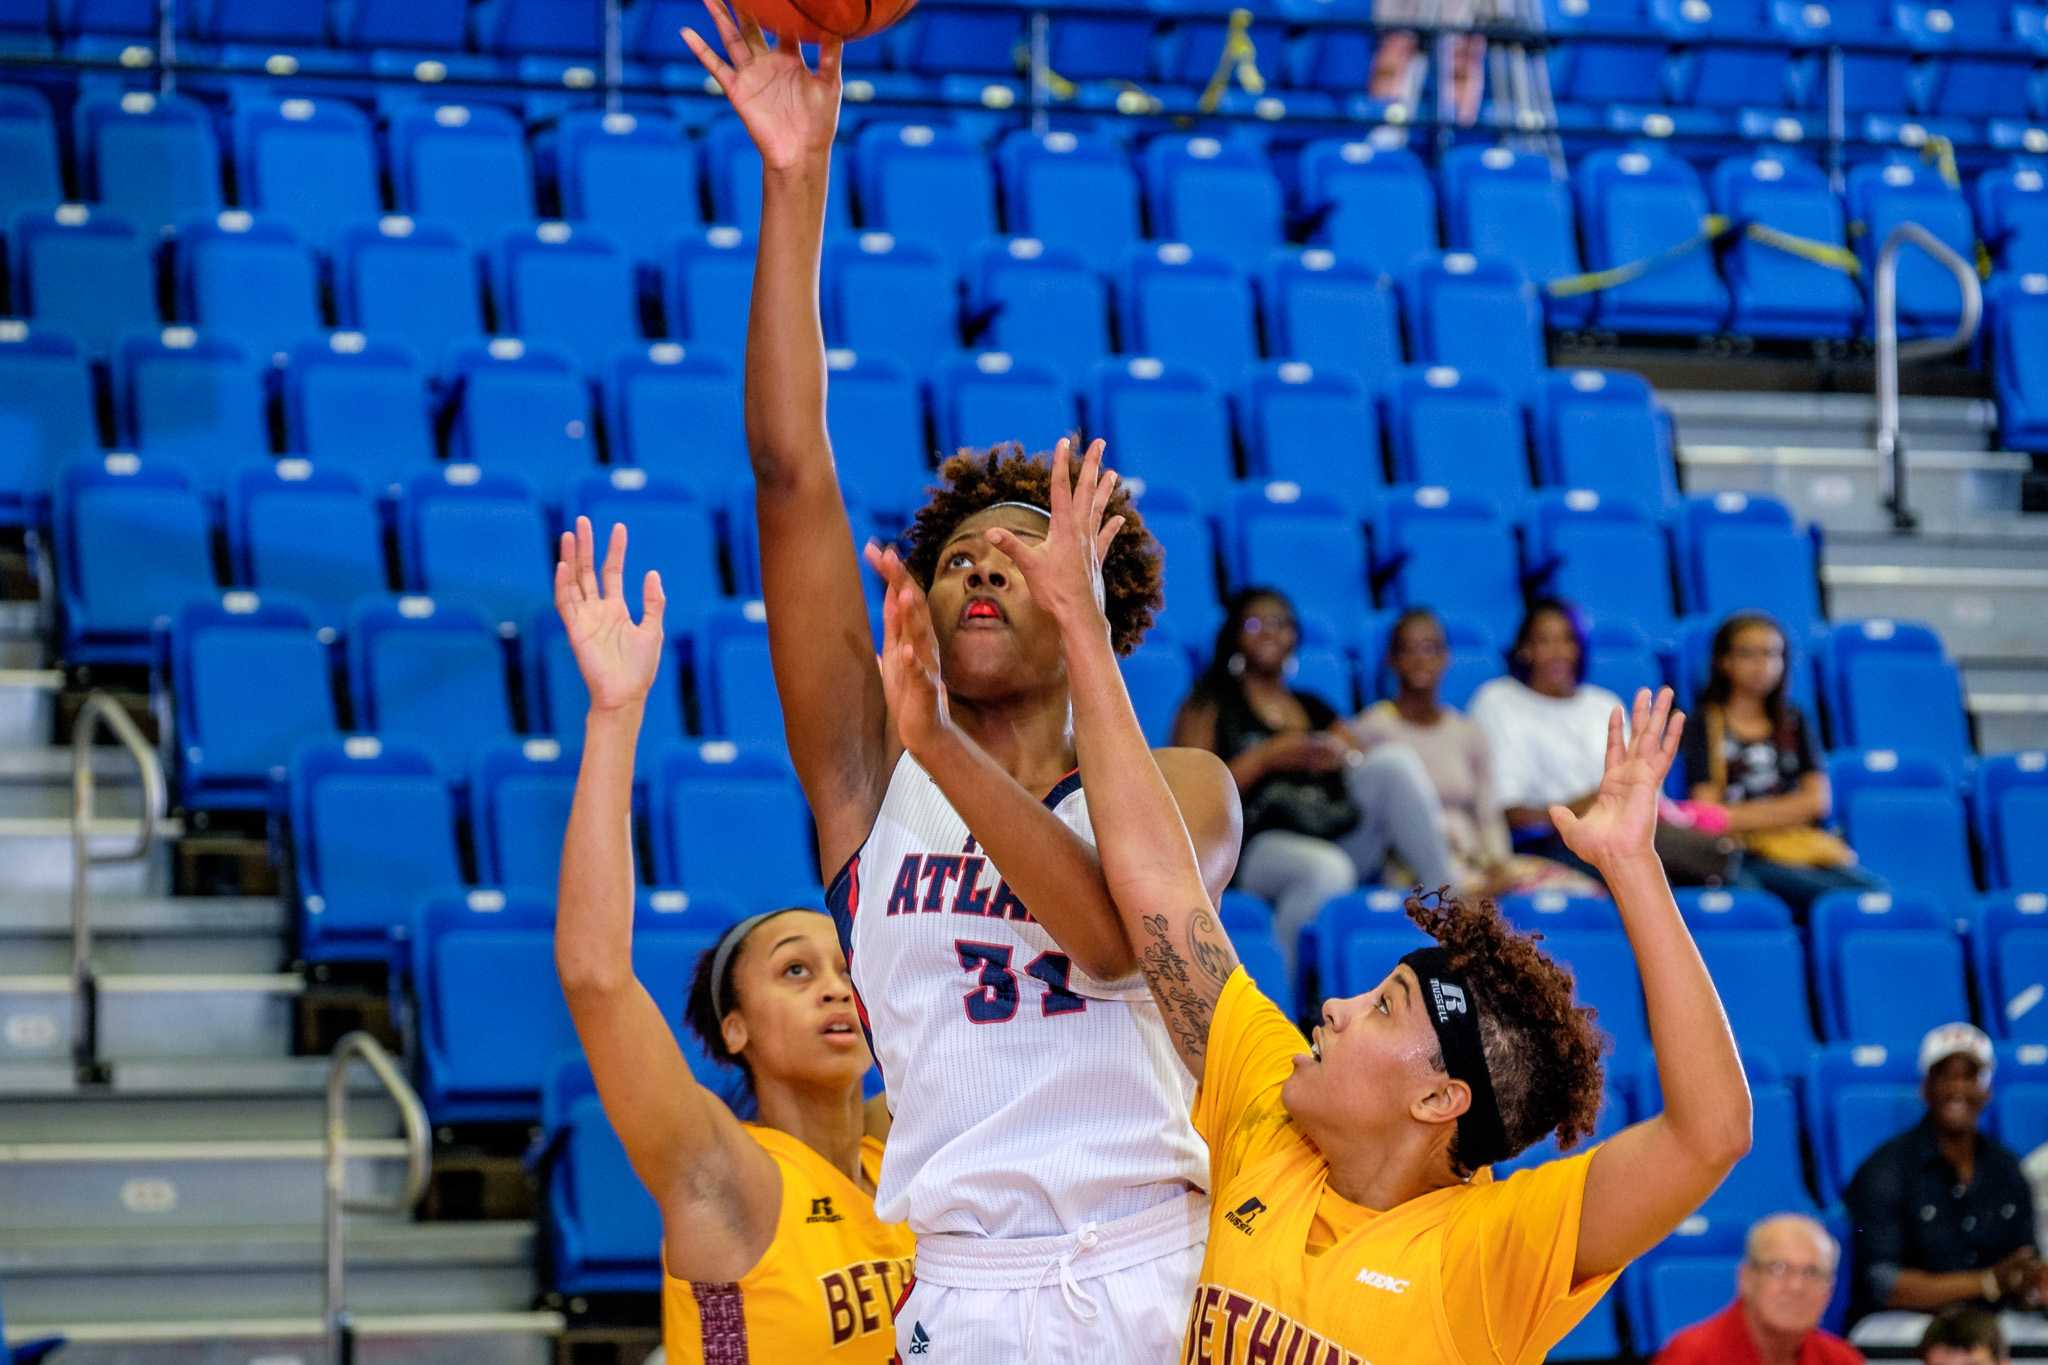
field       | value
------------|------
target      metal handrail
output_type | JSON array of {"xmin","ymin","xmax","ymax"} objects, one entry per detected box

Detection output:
[
  {"xmin": 70, "ymin": 690, "xmax": 167, "ymax": 1083},
  {"xmin": 1874, "ymin": 221, "xmax": 1984, "ymax": 532},
  {"xmin": 325, "ymin": 1032, "xmax": 432, "ymax": 1365}
]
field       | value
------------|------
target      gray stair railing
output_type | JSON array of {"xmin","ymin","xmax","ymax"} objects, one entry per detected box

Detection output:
[
  {"xmin": 70, "ymin": 690, "xmax": 166, "ymax": 1083},
  {"xmin": 1874, "ymin": 221, "xmax": 1984, "ymax": 532},
  {"xmin": 326, "ymin": 1031, "xmax": 432, "ymax": 1365}
]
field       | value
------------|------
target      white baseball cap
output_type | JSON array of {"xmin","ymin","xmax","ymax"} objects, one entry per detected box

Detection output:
[{"xmin": 1918, "ymin": 1022, "xmax": 1995, "ymax": 1079}]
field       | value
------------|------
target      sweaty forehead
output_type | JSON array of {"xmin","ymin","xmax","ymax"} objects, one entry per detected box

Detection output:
[{"xmin": 944, "ymin": 504, "xmax": 1050, "ymax": 551}]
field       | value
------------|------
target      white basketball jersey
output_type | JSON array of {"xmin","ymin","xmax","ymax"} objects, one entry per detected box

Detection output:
[{"xmin": 829, "ymin": 752, "xmax": 1206, "ymax": 1239}]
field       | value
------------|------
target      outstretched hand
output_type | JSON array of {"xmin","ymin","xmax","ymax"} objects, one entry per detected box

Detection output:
[
  {"xmin": 1552, "ymin": 686, "xmax": 1684, "ymax": 870},
  {"xmin": 983, "ymin": 437, "xmax": 1125, "ymax": 634},
  {"xmin": 861, "ymin": 542, "xmax": 953, "ymax": 759},
  {"xmin": 555, "ymin": 518, "xmax": 667, "ymax": 715},
  {"xmin": 682, "ymin": 0, "xmax": 841, "ymax": 171}
]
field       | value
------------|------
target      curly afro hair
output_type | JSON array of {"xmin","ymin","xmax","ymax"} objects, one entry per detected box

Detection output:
[
  {"xmin": 1405, "ymin": 889, "xmax": 1609, "ymax": 1174},
  {"xmin": 902, "ymin": 443, "xmax": 1163, "ymax": 657}
]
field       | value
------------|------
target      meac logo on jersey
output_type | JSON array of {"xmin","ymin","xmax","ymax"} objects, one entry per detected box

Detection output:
[{"xmin": 1354, "ymin": 1266, "xmax": 1412, "ymax": 1295}]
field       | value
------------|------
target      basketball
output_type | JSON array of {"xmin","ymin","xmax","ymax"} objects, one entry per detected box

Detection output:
[{"xmin": 729, "ymin": 0, "xmax": 920, "ymax": 43}]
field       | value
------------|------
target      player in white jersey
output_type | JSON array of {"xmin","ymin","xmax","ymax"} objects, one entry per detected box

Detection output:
[{"xmin": 679, "ymin": 5, "xmax": 1244, "ymax": 1359}]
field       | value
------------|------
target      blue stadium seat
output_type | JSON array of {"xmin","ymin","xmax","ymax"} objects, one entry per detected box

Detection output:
[
  {"xmin": 855, "ymin": 122, "xmax": 997, "ymax": 272},
  {"xmin": 231, "ymin": 99, "xmax": 381, "ymax": 249},
  {"xmin": 1658, "ymin": 0, "xmax": 1796, "ymax": 106},
  {"xmin": 1256, "ymin": 249, "xmax": 1404, "ymax": 379},
  {"xmin": 1650, "ymin": 1056, "xmax": 1817, "ymax": 1217},
  {"xmin": 1846, "ymin": 158, "xmax": 1977, "ymax": 338},
  {"xmin": 1972, "ymin": 893, "xmax": 2048, "ymax": 1039},
  {"xmin": 1976, "ymin": 755, "xmax": 2048, "ymax": 891},
  {"xmin": 1401, "ymin": 253, "xmax": 1547, "ymax": 402},
  {"xmin": 402, "ymin": 466, "xmax": 552, "ymax": 628},
  {"xmin": 1442, "ymin": 145, "xmax": 1591, "ymax": 328},
  {"xmin": 1574, "ymin": 148, "xmax": 1730, "ymax": 334},
  {"xmin": 935, "ymin": 351, "xmax": 1076, "ymax": 454},
  {"xmin": 697, "ymin": 600, "xmax": 783, "ymax": 748},
  {"xmin": 170, "ymin": 591, "xmax": 340, "ymax": 811},
  {"xmin": 823, "ymin": 348, "xmax": 929, "ymax": 509},
  {"xmin": 553, "ymin": 110, "xmax": 697, "ymax": 266},
  {"xmin": 1688, "ymin": 899, "xmax": 1818, "ymax": 1071},
  {"xmin": 524, "ymin": 604, "xmax": 689, "ymax": 755},
  {"xmin": 282, "ymin": 334, "xmax": 433, "ymax": 496},
  {"xmin": 1233, "ymin": 925, "xmax": 1296, "ymax": 1018},
  {"xmin": 192, "ymin": 0, "xmax": 325, "ymax": 43},
  {"xmin": 607, "ymin": 342, "xmax": 745, "ymax": 484},
  {"xmin": 409, "ymin": 890, "xmax": 575, "ymax": 1122},
  {"xmin": 824, "ymin": 232, "xmax": 958, "ymax": 376},
  {"xmin": 1119, "ymin": 243, "xmax": 1258, "ymax": 387},
  {"xmin": 995, "ymin": 130, "xmax": 1143, "ymax": 274},
  {"xmin": 881, "ymin": 2, "xmax": 1023, "ymax": 73},
  {"xmin": 470, "ymin": 0, "xmax": 601, "ymax": 56},
  {"xmin": 1374, "ymin": 487, "xmax": 1522, "ymax": 641},
  {"xmin": 0, "ymin": 321, "xmax": 98, "ymax": 526},
  {"xmin": 1532, "ymin": 927, "xmax": 1653, "ymax": 1074},
  {"xmin": 347, "ymin": 594, "xmax": 516, "ymax": 776},
  {"xmin": 1229, "ymin": 482, "xmax": 1369, "ymax": 640},
  {"xmin": 52, "ymin": 0, "xmax": 161, "ymax": 38},
  {"xmin": 0, "ymin": 85, "xmax": 61, "ymax": 226},
  {"xmin": 1500, "ymin": 891, "xmax": 1617, "ymax": 935},
  {"xmin": 1813, "ymin": 886, "xmax": 1970, "ymax": 1044},
  {"xmin": 665, "ymin": 226, "xmax": 751, "ymax": 356},
  {"xmin": 1635, "ymin": 1245, "xmax": 1741, "ymax": 1354},
  {"xmin": 1524, "ymin": 490, "xmax": 1676, "ymax": 632},
  {"xmin": 1992, "ymin": 273, "xmax": 2048, "ymax": 453},
  {"xmin": 1142, "ymin": 134, "xmax": 1284, "ymax": 267},
  {"xmin": 1583, "ymin": 616, "xmax": 1666, "ymax": 699},
  {"xmin": 1710, "ymin": 153, "xmax": 1862, "ymax": 340},
  {"xmin": 1493, "ymin": 1087, "xmax": 1630, "ymax": 1182},
  {"xmin": 118, "ymin": 328, "xmax": 269, "ymax": 489},
  {"xmin": 1675, "ymin": 492, "xmax": 1821, "ymax": 639},
  {"xmin": 1531, "ymin": 369, "xmax": 1675, "ymax": 509},
  {"xmin": 1384, "ymin": 366, "xmax": 1531, "ymax": 499},
  {"xmin": 1151, "ymin": 0, "xmax": 1287, "ymax": 87},
  {"xmin": 1542, "ymin": 0, "xmax": 1665, "ymax": 106},
  {"xmin": 289, "ymin": 738, "xmax": 464, "ymax": 962},
  {"xmin": 229, "ymin": 460, "xmax": 387, "ymax": 631},
  {"xmin": 1276, "ymin": 0, "xmax": 1373, "ymax": 90},
  {"xmin": 332, "ymin": 0, "xmax": 469, "ymax": 48},
  {"xmin": 470, "ymin": 738, "xmax": 580, "ymax": 894},
  {"xmin": 334, "ymin": 217, "xmax": 485, "ymax": 374},
  {"xmin": 1090, "ymin": 357, "xmax": 1236, "ymax": 508},
  {"xmin": 389, "ymin": 103, "xmax": 535, "ymax": 251},
  {"xmin": 1313, "ymin": 887, "xmax": 1435, "ymax": 1001},
  {"xmin": 1830, "ymin": 751, "xmax": 1975, "ymax": 899},
  {"xmin": 1298, "ymin": 140, "xmax": 1438, "ymax": 273},
  {"xmin": 1675, "ymin": 885, "xmax": 1795, "ymax": 931},
  {"xmin": 492, "ymin": 223, "xmax": 639, "ymax": 377},
  {"xmin": 1908, "ymin": 1, "xmax": 2040, "ymax": 119},
  {"xmin": 1807, "ymin": 1041, "xmax": 1924, "ymax": 1200},
  {"xmin": 173, "ymin": 212, "xmax": 322, "ymax": 361},
  {"xmin": 569, "ymin": 467, "xmax": 726, "ymax": 625},
  {"xmin": 648, "ymin": 742, "xmax": 815, "ymax": 905},
  {"xmin": 1978, "ymin": 166, "xmax": 2048, "ymax": 276},
  {"xmin": 447, "ymin": 339, "xmax": 596, "ymax": 499},
  {"xmin": 10, "ymin": 204, "xmax": 156, "ymax": 356},
  {"xmin": 1823, "ymin": 618, "xmax": 1968, "ymax": 768},
  {"xmin": 1122, "ymin": 643, "xmax": 1194, "ymax": 748},
  {"xmin": 965, "ymin": 237, "xmax": 1111, "ymax": 386},
  {"xmin": 702, "ymin": 116, "xmax": 854, "ymax": 238},
  {"xmin": 1129, "ymin": 483, "xmax": 1220, "ymax": 650},
  {"xmin": 74, "ymin": 91, "xmax": 221, "ymax": 235},
  {"xmin": 1241, "ymin": 361, "xmax": 1384, "ymax": 508},
  {"xmin": 1672, "ymin": 611, "xmax": 1821, "ymax": 722},
  {"xmin": 1995, "ymin": 1036, "xmax": 2048, "ymax": 1152}
]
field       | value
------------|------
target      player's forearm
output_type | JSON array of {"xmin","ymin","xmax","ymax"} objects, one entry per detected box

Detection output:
[
  {"xmin": 745, "ymin": 158, "xmax": 833, "ymax": 493},
  {"xmin": 1890, "ymin": 1269, "xmax": 1998, "ymax": 1311},
  {"xmin": 556, "ymin": 706, "xmax": 644, "ymax": 992},
  {"xmin": 1606, "ymin": 852, "xmax": 1751, "ymax": 1168}
]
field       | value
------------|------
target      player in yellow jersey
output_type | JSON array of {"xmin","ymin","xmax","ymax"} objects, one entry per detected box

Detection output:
[
  {"xmin": 552, "ymin": 518, "xmax": 913, "ymax": 1364},
  {"xmin": 927, "ymin": 438, "xmax": 1755, "ymax": 1365}
]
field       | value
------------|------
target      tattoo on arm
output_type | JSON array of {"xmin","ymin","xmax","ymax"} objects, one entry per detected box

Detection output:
[{"xmin": 1136, "ymin": 911, "xmax": 1238, "ymax": 1071}]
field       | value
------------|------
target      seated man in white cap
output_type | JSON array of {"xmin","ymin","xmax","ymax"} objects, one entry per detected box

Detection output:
[{"xmin": 1844, "ymin": 1022, "xmax": 2048, "ymax": 1349}]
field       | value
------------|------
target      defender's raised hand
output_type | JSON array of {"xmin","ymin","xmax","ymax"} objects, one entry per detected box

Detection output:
[
  {"xmin": 1552, "ymin": 686, "xmax": 1684, "ymax": 870},
  {"xmin": 682, "ymin": 0, "xmax": 841, "ymax": 171},
  {"xmin": 555, "ymin": 518, "xmax": 667, "ymax": 714},
  {"xmin": 984, "ymin": 437, "xmax": 1125, "ymax": 634}
]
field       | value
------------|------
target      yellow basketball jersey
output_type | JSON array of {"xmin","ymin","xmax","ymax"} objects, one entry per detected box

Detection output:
[
  {"xmin": 662, "ymin": 1125, "xmax": 915, "ymax": 1364},
  {"xmin": 1182, "ymin": 968, "xmax": 1621, "ymax": 1365}
]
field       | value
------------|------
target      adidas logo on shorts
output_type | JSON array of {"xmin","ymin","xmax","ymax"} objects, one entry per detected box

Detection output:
[{"xmin": 907, "ymin": 1320, "xmax": 931, "ymax": 1354}]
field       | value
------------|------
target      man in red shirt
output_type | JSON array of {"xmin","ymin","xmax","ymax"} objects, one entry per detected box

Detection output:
[{"xmin": 1657, "ymin": 1213, "xmax": 1865, "ymax": 1365}]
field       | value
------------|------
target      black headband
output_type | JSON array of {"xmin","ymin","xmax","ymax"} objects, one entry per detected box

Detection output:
[{"xmin": 1400, "ymin": 946, "xmax": 1512, "ymax": 1170}]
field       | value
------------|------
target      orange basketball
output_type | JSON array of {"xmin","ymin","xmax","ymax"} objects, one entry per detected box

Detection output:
[{"xmin": 731, "ymin": 0, "xmax": 920, "ymax": 43}]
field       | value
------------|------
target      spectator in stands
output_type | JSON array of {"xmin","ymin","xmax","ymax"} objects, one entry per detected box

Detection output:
[
  {"xmin": 1846, "ymin": 1024, "xmax": 2045, "ymax": 1333},
  {"xmin": 1351, "ymin": 607, "xmax": 1604, "ymax": 898},
  {"xmin": 1370, "ymin": 0, "xmax": 1487, "ymax": 124},
  {"xmin": 1173, "ymin": 586, "xmax": 1453, "ymax": 971},
  {"xmin": 1467, "ymin": 599, "xmax": 1623, "ymax": 873},
  {"xmin": 1919, "ymin": 1305, "xmax": 2009, "ymax": 1364},
  {"xmin": 1682, "ymin": 611, "xmax": 1883, "ymax": 914},
  {"xmin": 1653, "ymin": 1212, "xmax": 1863, "ymax": 1364}
]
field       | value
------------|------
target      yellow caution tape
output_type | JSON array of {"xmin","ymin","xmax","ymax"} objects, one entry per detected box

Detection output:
[{"xmin": 1197, "ymin": 8, "xmax": 1265, "ymax": 114}]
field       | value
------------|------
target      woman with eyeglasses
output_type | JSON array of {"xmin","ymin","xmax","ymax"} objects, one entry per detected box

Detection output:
[
  {"xmin": 1682, "ymin": 611, "xmax": 1883, "ymax": 914},
  {"xmin": 1172, "ymin": 587, "xmax": 1454, "ymax": 974}
]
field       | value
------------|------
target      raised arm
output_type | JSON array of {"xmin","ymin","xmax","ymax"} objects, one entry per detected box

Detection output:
[
  {"xmin": 985, "ymin": 441, "xmax": 1243, "ymax": 1073},
  {"xmin": 552, "ymin": 519, "xmax": 780, "ymax": 1282},
  {"xmin": 1556, "ymin": 689, "xmax": 1754, "ymax": 1281},
  {"xmin": 684, "ymin": 4, "xmax": 893, "ymax": 870}
]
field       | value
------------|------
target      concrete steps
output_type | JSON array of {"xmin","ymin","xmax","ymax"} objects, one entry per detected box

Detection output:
[
  {"xmin": 0, "ymin": 972, "xmax": 301, "ymax": 1064},
  {"xmin": 1, "ymin": 1312, "xmax": 564, "ymax": 1365},
  {"xmin": 0, "ymin": 893, "xmax": 284, "ymax": 975},
  {"xmin": 1678, "ymin": 443, "xmax": 2039, "ymax": 538},
  {"xmin": 0, "ymin": 1058, "xmax": 400, "ymax": 1142},
  {"xmin": 1664, "ymin": 389, "xmax": 2000, "ymax": 452}
]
